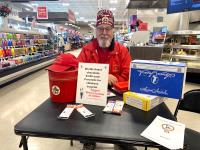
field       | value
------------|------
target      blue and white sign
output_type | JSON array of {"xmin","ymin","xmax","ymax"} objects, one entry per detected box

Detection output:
[{"xmin": 129, "ymin": 60, "xmax": 187, "ymax": 99}]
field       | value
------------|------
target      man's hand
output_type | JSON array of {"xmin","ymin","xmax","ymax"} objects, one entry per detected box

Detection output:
[{"xmin": 108, "ymin": 74, "xmax": 118, "ymax": 86}]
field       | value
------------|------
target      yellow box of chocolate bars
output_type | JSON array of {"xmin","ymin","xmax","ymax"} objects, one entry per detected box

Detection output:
[{"xmin": 123, "ymin": 91, "xmax": 164, "ymax": 111}]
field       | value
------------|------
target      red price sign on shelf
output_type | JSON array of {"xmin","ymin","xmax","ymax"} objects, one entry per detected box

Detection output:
[{"xmin": 37, "ymin": 6, "xmax": 48, "ymax": 19}]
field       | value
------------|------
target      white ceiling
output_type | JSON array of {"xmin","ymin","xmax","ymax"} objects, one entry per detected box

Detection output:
[
  {"xmin": 22, "ymin": 0, "xmax": 129, "ymax": 24},
  {"xmin": 7, "ymin": 0, "xmax": 181, "ymax": 29}
]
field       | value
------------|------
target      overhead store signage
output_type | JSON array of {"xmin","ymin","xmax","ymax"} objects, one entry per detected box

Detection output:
[
  {"xmin": 37, "ymin": 6, "xmax": 48, "ymax": 19},
  {"xmin": 167, "ymin": 0, "xmax": 200, "ymax": 14},
  {"xmin": 8, "ymin": 0, "xmax": 58, "ymax": 1},
  {"xmin": 68, "ymin": 9, "xmax": 76, "ymax": 23}
]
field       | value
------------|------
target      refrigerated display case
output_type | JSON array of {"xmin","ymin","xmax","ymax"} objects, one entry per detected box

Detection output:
[{"xmin": 162, "ymin": 30, "xmax": 200, "ymax": 73}]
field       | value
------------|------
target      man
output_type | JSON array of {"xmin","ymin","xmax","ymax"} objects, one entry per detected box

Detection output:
[
  {"xmin": 58, "ymin": 35, "xmax": 65, "ymax": 54},
  {"xmin": 78, "ymin": 9, "xmax": 131, "ymax": 86},
  {"xmin": 78, "ymin": 9, "xmax": 135, "ymax": 150}
]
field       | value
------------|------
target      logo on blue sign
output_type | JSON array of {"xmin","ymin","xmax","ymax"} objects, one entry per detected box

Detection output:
[{"xmin": 151, "ymin": 75, "xmax": 159, "ymax": 84}]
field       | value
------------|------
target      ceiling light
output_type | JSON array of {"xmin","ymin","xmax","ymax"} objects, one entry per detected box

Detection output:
[
  {"xmin": 154, "ymin": 9, "xmax": 158, "ymax": 12},
  {"xmin": 89, "ymin": 24, "xmax": 95, "ymax": 29},
  {"xmin": 123, "ymin": 9, "xmax": 128, "ymax": 16},
  {"xmin": 80, "ymin": 17, "xmax": 85, "ymax": 20},
  {"xmin": 110, "ymin": 0, "xmax": 118, "ymax": 4},
  {"xmin": 62, "ymin": 3, "xmax": 70, "ymax": 6},
  {"xmin": 109, "ymin": 8, "xmax": 116, "ymax": 11},
  {"xmin": 25, "ymin": 8, "xmax": 31, "ymax": 11},
  {"xmin": 75, "ymin": 12, "xmax": 79, "ymax": 15},
  {"xmin": 31, "ymin": 3, "xmax": 38, "ymax": 7}
]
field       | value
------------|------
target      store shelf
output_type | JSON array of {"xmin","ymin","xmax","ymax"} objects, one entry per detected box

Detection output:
[
  {"xmin": 169, "ymin": 45, "xmax": 200, "ymax": 49},
  {"xmin": 162, "ymin": 53, "xmax": 170, "ymax": 57},
  {"xmin": 14, "ymin": 44, "xmax": 47, "ymax": 49},
  {"xmin": 19, "ymin": 39, "xmax": 48, "ymax": 41},
  {"xmin": 168, "ymin": 30, "xmax": 200, "ymax": 35},
  {"xmin": 0, "ymin": 28, "xmax": 47, "ymax": 35},
  {"xmin": 171, "ymin": 54, "xmax": 200, "ymax": 61},
  {"xmin": 0, "ymin": 54, "xmax": 57, "ymax": 77},
  {"xmin": 162, "ymin": 53, "xmax": 200, "ymax": 60},
  {"xmin": 0, "ymin": 30, "xmax": 58, "ymax": 85},
  {"xmin": 0, "ymin": 54, "xmax": 58, "ymax": 87}
]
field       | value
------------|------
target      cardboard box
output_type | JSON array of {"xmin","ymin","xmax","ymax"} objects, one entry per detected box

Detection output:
[
  {"xmin": 129, "ymin": 60, "xmax": 187, "ymax": 99},
  {"xmin": 123, "ymin": 91, "xmax": 164, "ymax": 111}
]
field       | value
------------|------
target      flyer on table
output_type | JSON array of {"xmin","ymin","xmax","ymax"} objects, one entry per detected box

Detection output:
[
  {"xmin": 141, "ymin": 116, "xmax": 185, "ymax": 150},
  {"xmin": 76, "ymin": 63, "xmax": 109, "ymax": 106}
]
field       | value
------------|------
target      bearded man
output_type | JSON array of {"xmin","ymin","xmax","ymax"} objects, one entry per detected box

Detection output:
[
  {"xmin": 78, "ymin": 9, "xmax": 131, "ymax": 86},
  {"xmin": 78, "ymin": 9, "xmax": 135, "ymax": 150}
]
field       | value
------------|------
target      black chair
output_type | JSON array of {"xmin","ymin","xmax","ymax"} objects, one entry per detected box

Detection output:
[{"xmin": 174, "ymin": 89, "xmax": 200, "ymax": 150}]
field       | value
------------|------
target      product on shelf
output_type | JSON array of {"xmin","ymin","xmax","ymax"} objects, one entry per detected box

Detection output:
[
  {"xmin": 177, "ymin": 49, "xmax": 187, "ymax": 55},
  {"xmin": 0, "ymin": 32, "xmax": 57, "ymax": 70}
]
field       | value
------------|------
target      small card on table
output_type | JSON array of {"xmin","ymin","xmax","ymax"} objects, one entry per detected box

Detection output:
[
  {"xmin": 76, "ymin": 104, "xmax": 95, "ymax": 118},
  {"xmin": 58, "ymin": 105, "xmax": 76, "ymax": 119},
  {"xmin": 103, "ymin": 100, "xmax": 124, "ymax": 115}
]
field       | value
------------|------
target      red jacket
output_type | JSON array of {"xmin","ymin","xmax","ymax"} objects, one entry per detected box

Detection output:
[{"xmin": 78, "ymin": 39, "xmax": 131, "ymax": 82}]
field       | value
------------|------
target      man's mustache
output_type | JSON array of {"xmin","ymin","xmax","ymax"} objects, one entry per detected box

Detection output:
[{"xmin": 100, "ymin": 36, "xmax": 110, "ymax": 39}]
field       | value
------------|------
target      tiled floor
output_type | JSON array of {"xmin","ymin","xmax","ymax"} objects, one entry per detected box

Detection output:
[{"xmin": 0, "ymin": 49, "xmax": 200, "ymax": 150}]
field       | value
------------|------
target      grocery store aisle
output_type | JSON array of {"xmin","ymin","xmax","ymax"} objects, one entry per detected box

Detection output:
[{"xmin": 0, "ymin": 49, "xmax": 200, "ymax": 150}]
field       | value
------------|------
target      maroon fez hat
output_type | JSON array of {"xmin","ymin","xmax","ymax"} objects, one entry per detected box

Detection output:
[{"xmin": 96, "ymin": 9, "xmax": 114, "ymax": 27}]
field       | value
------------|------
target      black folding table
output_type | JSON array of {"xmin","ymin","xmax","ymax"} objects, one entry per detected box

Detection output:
[{"xmin": 14, "ymin": 95, "xmax": 176, "ymax": 150}]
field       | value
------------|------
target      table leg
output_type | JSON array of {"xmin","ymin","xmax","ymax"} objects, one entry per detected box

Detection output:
[
  {"xmin": 70, "ymin": 140, "xmax": 73, "ymax": 146},
  {"xmin": 22, "ymin": 136, "xmax": 28, "ymax": 150}
]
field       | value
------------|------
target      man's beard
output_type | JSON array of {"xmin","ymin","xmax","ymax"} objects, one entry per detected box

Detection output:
[{"xmin": 97, "ymin": 37, "xmax": 112, "ymax": 48}]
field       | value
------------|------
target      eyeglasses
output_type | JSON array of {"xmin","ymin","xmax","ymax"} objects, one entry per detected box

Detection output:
[{"xmin": 97, "ymin": 26, "xmax": 113, "ymax": 32}]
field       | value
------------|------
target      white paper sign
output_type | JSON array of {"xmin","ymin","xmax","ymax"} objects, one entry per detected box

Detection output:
[
  {"xmin": 76, "ymin": 63, "xmax": 109, "ymax": 106},
  {"xmin": 141, "ymin": 116, "xmax": 185, "ymax": 150}
]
